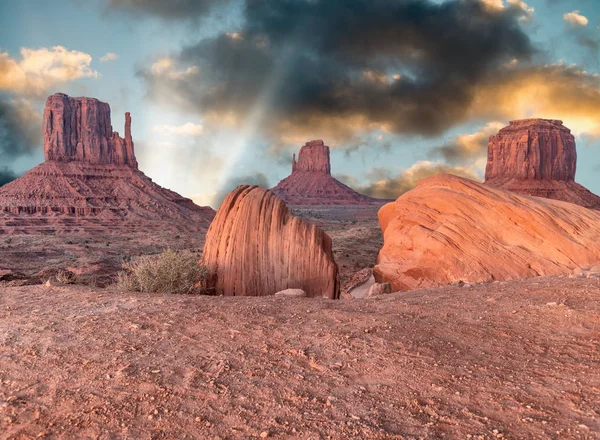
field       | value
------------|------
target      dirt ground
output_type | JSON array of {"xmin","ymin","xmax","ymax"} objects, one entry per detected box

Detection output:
[{"xmin": 1, "ymin": 275, "xmax": 599, "ymax": 439}]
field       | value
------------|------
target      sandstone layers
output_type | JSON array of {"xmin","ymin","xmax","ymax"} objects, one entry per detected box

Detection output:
[
  {"xmin": 271, "ymin": 140, "xmax": 382, "ymax": 205},
  {"xmin": 374, "ymin": 174, "xmax": 600, "ymax": 291},
  {"xmin": 0, "ymin": 93, "xmax": 214, "ymax": 233},
  {"xmin": 485, "ymin": 119, "xmax": 600, "ymax": 209},
  {"xmin": 202, "ymin": 185, "xmax": 340, "ymax": 298},
  {"xmin": 44, "ymin": 93, "xmax": 137, "ymax": 167}
]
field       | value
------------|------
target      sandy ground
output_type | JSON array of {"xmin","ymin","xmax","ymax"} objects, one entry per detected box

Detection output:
[{"xmin": 1, "ymin": 275, "xmax": 599, "ymax": 439}]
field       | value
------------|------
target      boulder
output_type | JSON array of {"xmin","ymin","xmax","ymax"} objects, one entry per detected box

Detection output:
[
  {"xmin": 201, "ymin": 185, "xmax": 340, "ymax": 298},
  {"xmin": 374, "ymin": 174, "xmax": 600, "ymax": 291},
  {"xmin": 485, "ymin": 119, "xmax": 600, "ymax": 209},
  {"xmin": 366, "ymin": 282, "xmax": 392, "ymax": 297},
  {"xmin": 274, "ymin": 289, "xmax": 307, "ymax": 298}
]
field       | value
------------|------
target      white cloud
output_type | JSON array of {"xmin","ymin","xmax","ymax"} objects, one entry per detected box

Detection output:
[
  {"xmin": 564, "ymin": 10, "xmax": 589, "ymax": 27},
  {"xmin": 150, "ymin": 57, "xmax": 198, "ymax": 79},
  {"xmin": 100, "ymin": 52, "xmax": 118, "ymax": 62},
  {"xmin": 152, "ymin": 122, "xmax": 204, "ymax": 136},
  {"xmin": 0, "ymin": 46, "xmax": 98, "ymax": 96}
]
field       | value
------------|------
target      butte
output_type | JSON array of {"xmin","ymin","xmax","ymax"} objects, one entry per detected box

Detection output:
[
  {"xmin": 485, "ymin": 118, "xmax": 600, "ymax": 209},
  {"xmin": 271, "ymin": 140, "xmax": 383, "ymax": 206},
  {"xmin": 0, "ymin": 93, "xmax": 215, "ymax": 234}
]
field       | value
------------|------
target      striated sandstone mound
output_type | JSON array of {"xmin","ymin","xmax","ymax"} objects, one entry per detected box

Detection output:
[
  {"xmin": 0, "ymin": 93, "xmax": 214, "ymax": 234},
  {"xmin": 271, "ymin": 140, "xmax": 382, "ymax": 206},
  {"xmin": 485, "ymin": 119, "xmax": 600, "ymax": 209},
  {"xmin": 202, "ymin": 185, "xmax": 340, "ymax": 298},
  {"xmin": 374, "ymin": 174, "xmax": 600, "ymax": 291}
]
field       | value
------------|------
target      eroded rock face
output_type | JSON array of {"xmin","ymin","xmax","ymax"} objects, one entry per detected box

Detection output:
[
  {"xmin": 374, "ymin": 174, "xmax": 600, "ymax": 291},
  {"xmin": 202, "ymin": 185, "xmax": 340, "ymax": 298},
  {"xmin": 43, "ymin": 93, "xmax": 138, "ymax": 167},
  {"xmin": 485, "ymin": 119, "xmax": 600, "ymax": 209},
  {"xmin": 292, "ymin": 140, "xmax": 331, "ymax": 174},
  {"xmin": 486, "ymin": 119, "xmax": 576, "ymax": 181},
  {"xmin": 272, "ymin": 140, "xmax": 383, "ymax": 205}
]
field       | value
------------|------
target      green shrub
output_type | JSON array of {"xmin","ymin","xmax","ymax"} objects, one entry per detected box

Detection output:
[{"xmin": 117, "ymin": 249, "xmax": 211, "ymax": 294}]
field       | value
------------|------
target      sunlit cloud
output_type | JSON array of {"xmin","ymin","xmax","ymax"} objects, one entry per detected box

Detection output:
[
  {"xmin": 470, "ymin": 62, "xmax": 600, "ymax": 136},
  {"xmin": 100, "ymin": 52, "xmax": 118, "ymax": 62},
  {"xmin": 347, "ymin": 161, "xmax": 482, "ymax": 200},
  {"xmin": 150, "ymin": 57, "xmax": 198, "ymax": 79},
  {"xmin": 480, "ymin": 0, "xmax": 534, "ymax": 21},
  {"xmin": 432, "ymin": 121, "xmax": 505, "ymax": 165},
  {"xmin": 564, "ymin": 10, "xmax": 589, "ymax": 27},
  {"xmin": 0, "ymin": 46, "xmax": 98, "ymax": 96},
  {"xmin": 152, "ymin": 122, "xmax": 204, "ymax": 136}
]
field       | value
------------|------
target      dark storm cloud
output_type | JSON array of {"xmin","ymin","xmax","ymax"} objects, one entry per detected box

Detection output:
[
  {"xmin": 0, "ymin": 167, "xmax": 18, "ymax": 186},
  {"xmin": 347, "ymin": 163, "xmax": 481, "ymax": 200},
  {"xmin": 0, "ymin": 97, "xmax": 42, "ymax": 160},
  {"xmin": 212, "ymin": 172, "xmax": 270, "ymax": 208},
  {"xmin": 107, "ymin": 0, "xmax": 229, "ymax": 19},
  {"xmin": 139, "ymin": 0, "xmax": 535, "ymax": 140}
]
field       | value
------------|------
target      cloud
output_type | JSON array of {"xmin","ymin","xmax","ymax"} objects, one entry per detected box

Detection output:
[
  {"xmin": 0, "ymin": 46, "xmax": 98, "ymax": 96},
  {"xmin": 107, "ymin": 0, "xmax": 231, "ymax": 20},
  {"xmin": 0, "ymin": 97, "xmax": 43, "ymax": 159},
  {"xmin": 0, "ymin": 167, "xmax": 18, "ymax": 186},
  {"xmin": 211, "ymin": 172, "xmax": 270, "ymax": 208},
  {"xmin": 431, "ymin": 121, "xmax": 505, "ymax": 164},
  {"xmin": 564, "ymin": 10, "xmax": 588, "ymax": 27},
  {"xmin": 100, "ymin": 52, "xmax": 118, "ymax": 62},
  {"xmin": 138, "ymin": 0, "xmax": 534, "ymax": 145},
  {"xmin": 352, "ymin": 161, "xmax": 482, "ymax": 200},
  {"xmin": 468, "ymin": 62, "xmax": 600, "ymax": 136},
  {"xmin": 152, "ymin": 122, "xmax": 204, "ymax": 136}
]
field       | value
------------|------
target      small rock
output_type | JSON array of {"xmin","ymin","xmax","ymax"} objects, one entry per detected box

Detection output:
[
  {"xmin": 260, "ymin": 431, "xmax": 269, "ymax": 438},
  {"xmin": 274, "ymin": 289, "xmax": 307, "ymax": 298},
  {"xmin": 366, "ymin": 282, "xmax": 392, "ymax": 297}
]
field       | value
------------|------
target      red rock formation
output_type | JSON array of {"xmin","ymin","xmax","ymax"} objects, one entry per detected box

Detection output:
[
  {"xmin": 43, "ymin": 93, "xmax": 138, "ymax": 167},
  {"xmin": 271, "ymin": 140, "xmax": 383, "ymax": 205},
  {"xmin": 485, "ymin": 119, "xmax": 600, "ymax": 209},
  {"xmin": 0, "ymin": 93, "xmax": 214, "ymax": 233},
  {"xmin": 292, "ymin": 140, "xmax": 332, "ymax": 174},
  {"xmin": 201, "ymin": 185, "xmax": 340, "ymax": 298},
  {"xmin": 374, "ymin": 174, "xmax": 600, "ymax": 291}
]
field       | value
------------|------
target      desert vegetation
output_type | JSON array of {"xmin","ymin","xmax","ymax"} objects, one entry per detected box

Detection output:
[{"xmin": 117, "ymin": 248, "xmax": 211, "ymax": 294}]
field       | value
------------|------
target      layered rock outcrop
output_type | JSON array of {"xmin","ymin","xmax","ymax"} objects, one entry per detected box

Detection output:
[
  {"xmin": 201, "ymin": 185, "xmax": 340, "ymax": 298},
  {"xmin": 485, "ymin": 119, "xmax": 600, "ymax": 209},
  {"xmin": 0, "ymin": 93, "xmax": 215, "ymax": 233},
  {"xmin": 44, "ymin": 93, "xmax": 137, "ymax": 167},
  {"xmin": 374, "ymin": 174, "xmax": 600, "ymax": 291},
  {"xmin": 271, "ymin": 140, "xmax": 383, "ymax": 206}
]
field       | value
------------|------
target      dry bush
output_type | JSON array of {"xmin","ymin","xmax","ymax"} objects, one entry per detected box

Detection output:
[
  {"xmin": 53, "ymin": 269, "xmax": 77, "ymax": 285},
  {"xmin": 117, "ymin": 249, "xmax": 211, "ymax": 294}
]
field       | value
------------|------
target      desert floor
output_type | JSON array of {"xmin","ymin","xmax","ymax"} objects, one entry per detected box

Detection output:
[
  {"xmin": 1, "ymin": 205, "xmax": 599, "ymax": 439},
  {"xmin": 1, "ymin": 276, "xmax": 599, "ymax": 439}
]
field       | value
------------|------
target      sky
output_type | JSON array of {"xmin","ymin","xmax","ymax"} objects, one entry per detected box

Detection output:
[{"xmin": 1, "ymin": 0, "xmax": 600, "ymax": 208}]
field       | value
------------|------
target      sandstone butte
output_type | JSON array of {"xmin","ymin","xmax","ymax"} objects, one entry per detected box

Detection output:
[
  {"xmin": 271, "ymin": 140, "xmax": 383, "ymax": 205},
  {"xmin": 201, "ymin": 185, "xmax": 340, "ymax": 298},
  {"xmin": 0, "ymin": 93, "xmax": 215, "ymax": 234},
  {"xmin": 374, "ymin": 174, "xmax": 600, "ymax": 292},
  {"xmin": 485, "ymin": 118, "xmax": 600, "ymax": 209}
]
